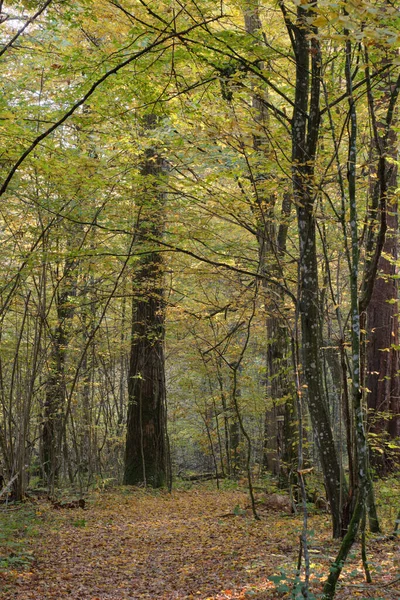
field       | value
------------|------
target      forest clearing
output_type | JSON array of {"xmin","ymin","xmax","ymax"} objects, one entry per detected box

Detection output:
[{"xmin": 0, "ymin": 484, "xmax": 399, "ymax": 600}]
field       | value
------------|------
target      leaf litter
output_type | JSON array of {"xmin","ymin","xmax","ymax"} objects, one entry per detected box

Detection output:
[{"xmin": 0, "ymin": 487, "xmax": 398, "ymax": 599}]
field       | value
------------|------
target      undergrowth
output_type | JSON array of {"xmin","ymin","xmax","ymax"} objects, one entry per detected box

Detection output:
[{"xmin": 0, "ymin": 504, "xmax": 40, "ymax": 571}]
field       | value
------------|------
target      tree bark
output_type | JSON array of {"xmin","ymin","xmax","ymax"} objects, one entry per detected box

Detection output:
[
  {"xmin": 286, "ymin": 2, "xmax": 346, "ymax": 538},
  {"xmin": 123, "ymin": 145, "xmax": 167, "ymax": 488},
  {"xmin": 365, "ymin": 66, "xmax": 400, "ymax": 473},
  {"xmin": 243, "ymin": 1, "xmax": 293, "ymax": 483},
  {"xmin": 42, "ymin": 255, "xmax": 78, "ymax": 491}
]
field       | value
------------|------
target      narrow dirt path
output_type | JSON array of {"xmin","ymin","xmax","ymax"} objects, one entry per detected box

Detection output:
[{"xmin": 0, "ymin": 488, "xmax": 398, "ymax": 599}]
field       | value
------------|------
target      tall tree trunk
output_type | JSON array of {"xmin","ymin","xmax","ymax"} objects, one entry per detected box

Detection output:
[
  {"xmin": 285, "ymin": 2, "xmax": 346, "ymax": 538},
  {"xmin": 322, "ymin": 47, "xmax": 367, "ymax": 590},
  {"xmin": 243, "ymin": 2, "xmax": 293, "ymax": 482},
  {"xmin": 321, "ymin": 26, "xmax": 400, "ymax": 596},
  {"xmin": 366, "ymin": 65, "xmax": 400, "ymax": 474},
  {"xmin": 42, "ymin": 255, "xmax": 78, "ymax": 491},
  {"xmin": 123, "ymin": 144, "xmax": 167, "ymax": 488}
]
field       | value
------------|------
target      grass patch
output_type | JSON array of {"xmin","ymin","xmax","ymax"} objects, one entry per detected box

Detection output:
[
  {"xmin": 72, "ymin": 518, "xmax": 86, "ymax": 528},
  {"xmin": 374, "ymin": 473, "xmax": 400, "ymax": 531},
  {"xmin": 0, "ymin": 504, "xmax": 41, "ymax": 573}
]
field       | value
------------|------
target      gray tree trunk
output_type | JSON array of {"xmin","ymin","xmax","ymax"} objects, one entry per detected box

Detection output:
[{"xmin": 287, "ymin": 3, "xmax": 346, "ymax": 538}]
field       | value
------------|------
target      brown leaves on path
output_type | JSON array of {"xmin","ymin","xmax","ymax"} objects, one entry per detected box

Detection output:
[
  {"xmin": 0, "ymin": 488, "xmax": 297, "ymax": 599},
  {"xmin": 0, "ymin": 487, "xmax": 398, "ymax": 599}
]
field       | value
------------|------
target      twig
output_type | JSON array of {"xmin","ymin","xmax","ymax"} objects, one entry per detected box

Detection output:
[{"xmin": 0, "ymin": 473, "xmax": 18, "ymax": 498}]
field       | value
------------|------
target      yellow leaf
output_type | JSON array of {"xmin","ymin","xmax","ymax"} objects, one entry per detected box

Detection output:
[{"xmin": 313, "ymin": 16, "xmax": 328, "ymax": 27}]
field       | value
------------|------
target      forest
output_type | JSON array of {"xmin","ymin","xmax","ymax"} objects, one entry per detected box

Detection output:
[{"xmin": 0, "ymin": 0, "xmax": 399, "ymax": 598}]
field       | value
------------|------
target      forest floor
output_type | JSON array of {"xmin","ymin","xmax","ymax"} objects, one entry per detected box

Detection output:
[{"xmin": 0, "ymin": 485, "xmax": 399, "ymax": 599}]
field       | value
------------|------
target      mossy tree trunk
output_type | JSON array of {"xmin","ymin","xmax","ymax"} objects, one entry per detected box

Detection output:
[
  {"xmin": 322, "ymin": 27, "xmax": 400, "ymax": 598},
  {"xmin": 285, "ymin": 1, "xmax": 346, "ymax": 538}
]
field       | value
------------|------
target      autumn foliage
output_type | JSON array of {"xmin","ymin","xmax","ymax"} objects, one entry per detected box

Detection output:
[{"xmin": 0, "ymin": 486, "xmax": 399, "ymax": 599}]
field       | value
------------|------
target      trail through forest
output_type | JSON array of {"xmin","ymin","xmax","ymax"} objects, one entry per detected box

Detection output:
[{"xmin": 0, "ymin": 488, "xmax": 399, "ymax": 599}]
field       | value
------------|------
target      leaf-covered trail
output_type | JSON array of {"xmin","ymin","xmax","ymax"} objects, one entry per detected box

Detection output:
[{"xmin": 1, "ymin": 488, "xmax": 399, "ymax": 599}]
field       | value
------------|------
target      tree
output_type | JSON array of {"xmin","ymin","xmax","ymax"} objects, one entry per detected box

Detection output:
[
  {"xmin": 42, "ymin": 242, "xmax": 79, "ymax": 490},
  {"xmin": 365, "ymin": 40, "xmax": 400, "ymax": 474},
  {"xmin": 279, "ymin": 0, "xmax": 346, "ymax": 538},
  {"xmin": 123, "ymin": 137, "xmax": 167, "ymax": 488},
  {"xmin": 243, "ymin": 0, "xmax": 294, "ymax": 484}
]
